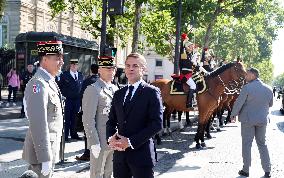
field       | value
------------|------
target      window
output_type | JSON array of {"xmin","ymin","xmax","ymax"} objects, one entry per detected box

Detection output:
[
  {"xmin": 155, "ymin": 75, "xmax": 163, "ymax": 80},
  {"xmin": 155, "ymin": 59, "xmax": 162, "ymax": 67}
]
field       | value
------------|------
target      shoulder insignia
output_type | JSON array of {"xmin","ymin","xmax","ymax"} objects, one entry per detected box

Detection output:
[{"xmin": 32, "ymin": 83, "xmax": 41, "ymax": 93}]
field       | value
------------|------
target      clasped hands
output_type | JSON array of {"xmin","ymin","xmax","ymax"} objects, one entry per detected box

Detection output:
[{"xmin": 108, "ymin": 133, "xmax": 130, "ymax": 151}]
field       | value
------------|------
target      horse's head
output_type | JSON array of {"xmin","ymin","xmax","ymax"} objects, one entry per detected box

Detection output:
[{"xmin": 230, "ymin": 61, "xmax": 246, "ymax": 83}]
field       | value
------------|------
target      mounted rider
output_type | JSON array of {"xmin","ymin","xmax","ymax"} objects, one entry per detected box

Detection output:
[{"xmin": 179, "ymin": 33, "xmax": 208, "ymax": 108}]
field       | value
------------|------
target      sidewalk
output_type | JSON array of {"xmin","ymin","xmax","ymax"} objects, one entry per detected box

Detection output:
[{"xmin": 0, "ymin": 89, "xmax": 23, "ymax": 120}]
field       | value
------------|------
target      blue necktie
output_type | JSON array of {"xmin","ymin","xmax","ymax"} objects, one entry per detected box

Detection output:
[{"xmin": 124, "ymin": 85, "xmax": 134, "ymax": 108}]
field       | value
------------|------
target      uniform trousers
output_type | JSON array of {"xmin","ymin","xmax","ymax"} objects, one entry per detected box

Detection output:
[
  {"xmin": 241, "ymin": 123, "xmax": 271, "ymax": 173},
  {"xmin": 64, "ymin": 98, "xmax": 80, "ymax": 139},
  {"xmin": 90, "ymin": 149, "xmax": 113, "ymax": 178},
  {"xmin": 186, "ymin": 78, "xmax": 196, "ymax": 90}
]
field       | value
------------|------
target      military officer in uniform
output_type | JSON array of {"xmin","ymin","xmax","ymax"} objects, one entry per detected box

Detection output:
[
  {"xmin": 82, "ymin": 56, "xmax": 118, "ymax": 178},
  {"xmin": 22, "ymin": 41, "xmax": 64, "ymax": 177},
  {"xmin": 19, "ymin": 63, "xmax": 34, "ymax": 118},
  {"xmin": 180, "ymin": 33, "xmax": 208, "ymax": 108},
  {"xmin": 59, "ymin": 58, "xmax": 83, "ymax": 141}
]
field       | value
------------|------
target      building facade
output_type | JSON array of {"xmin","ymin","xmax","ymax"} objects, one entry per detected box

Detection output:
[
  {"xmin": 1, "ymin": 0, "xmax": 96, "ymax": 48},
  {"xmin": 143, "ymin": 50, "xmax": 174, "ymax": 82}
]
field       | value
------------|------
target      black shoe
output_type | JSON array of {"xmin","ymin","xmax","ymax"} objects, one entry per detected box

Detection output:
[
  {"xmin": 75, "ymin": 153, "xmax": 90, "ymax": 161},
  {"xmin": 238, "ymin": 170, "xmax": 249, "ymax": 177},
  {"xmin": 264, "ymin": 172, "xmax": 271, "ymax": 178}
]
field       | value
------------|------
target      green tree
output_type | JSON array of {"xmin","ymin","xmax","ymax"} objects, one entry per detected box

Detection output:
[
  {"xmin": 0, "ymin": 0, "xmax": 5, "ymax": 17},
  {"xmin": 273, "ymin": 73, "xmax": 284, "ymax": 87}
]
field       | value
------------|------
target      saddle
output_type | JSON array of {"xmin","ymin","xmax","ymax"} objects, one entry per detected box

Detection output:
[{"xmin": 170, "ymin": 72, "xmax": 207, "ymax": 95}]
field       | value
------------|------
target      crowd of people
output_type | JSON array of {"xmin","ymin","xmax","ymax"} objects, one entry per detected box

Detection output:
[
  {"xmin": 0, "ymin": 34, "xmax": 275, "ymax": 178},
  {"xmin": 19, "ymin": 40, "xmax": 163, "ymax": 178}
]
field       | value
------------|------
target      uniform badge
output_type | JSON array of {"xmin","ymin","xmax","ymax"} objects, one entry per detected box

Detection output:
[
  {"xmin": 102, "ymin": 107, "xmax": 110, "ymax": 115},
  {"xmin": 32, "ymin": 84, "xmax": 41, "ymax": 93}
]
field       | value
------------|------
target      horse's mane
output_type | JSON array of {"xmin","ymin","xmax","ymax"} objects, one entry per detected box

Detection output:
[{"xmin": 207, "ymin": 62, "xmax": 235, "ymax": 78}]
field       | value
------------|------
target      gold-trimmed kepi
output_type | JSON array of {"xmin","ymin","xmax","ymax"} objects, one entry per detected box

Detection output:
[
  {"xmin": 70, "ymin": 58, "xmax": 79, "ymax": 64},
  {"xmin": 98, "ymin": 56, "xmax": 116, "ymax": 67},
  {"xmin": 37, "ymin": 41, "xmax": 63, "ymax": 56}
]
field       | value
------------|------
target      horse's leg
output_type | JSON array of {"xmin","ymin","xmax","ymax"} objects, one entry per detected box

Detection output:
[
  {"xmin": 167, "ymin": 108, "xmax": 174, "ymax": 134},
  {"xmin": 225, "ymin": 107, "xmax": 232, "ymax": 124},
  {"xmin": 178, "ymin": 111, "xmax": 184, "ymax": 130},
  {"xmin": 200, "ymin": 122, "xmax": 208, "ymax": 147},
  {"xmin": 195, "ymin": 122, "xmax": 207, "ymax": 148},
  {"xmin": 162, "ymin": 108, "xmax": 168, "ymax": 135},
  {"xmin": 216, "ymin": 113, "xmax": 221, "ymax": 132},
  {"xmin": 172, "ymin": 109, "xmax": 177, "ymax": 120},
  {"xmin": 194, "ymin": 124, "xmax": 201, "ymax": 149},
  {"xmin": 163, "ymin": 107, "xmax": 173, "ymax": 135},
  {"xmin": 219, "ymin": 108, "xmax": 224, "ymax": 127},
  {"xmin": 185, "ymin": 111, "xmax": 192, "ymax": 126},
  {"xmin": 205, "ymin": 118, "xmax": 213, "ymax": 139}
]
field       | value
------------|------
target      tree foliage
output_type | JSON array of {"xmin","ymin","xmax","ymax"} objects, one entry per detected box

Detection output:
[
  {"xmin": 273, "ymin": 73, "xmax": 284, "ymax": 87},
  {"xmin": 48, "ymin": 0, "xmax": 284, "ymax": 79}
]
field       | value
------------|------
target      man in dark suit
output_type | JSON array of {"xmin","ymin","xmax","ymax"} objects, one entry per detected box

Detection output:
[
  {"xmin": 59, "ymin": 59, "xmax": 84, "ymax": 141},
  {"xmin": 106, "ymin": 53, "xmax": 163, "ymax": 178},
  {"xmin": 76, "ymin": 63, "xmax": 99, "ymax": 161}
]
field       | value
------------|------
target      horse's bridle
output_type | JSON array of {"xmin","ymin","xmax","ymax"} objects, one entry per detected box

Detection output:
[{"xmin": 218, "ymin": 75, "xmax": 226, "ymax": 87}]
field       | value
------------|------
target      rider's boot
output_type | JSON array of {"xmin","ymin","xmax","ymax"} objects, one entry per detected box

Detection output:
[{"xmin": 186, "ymin": 89, "xmax": 195, "ymax": 108}]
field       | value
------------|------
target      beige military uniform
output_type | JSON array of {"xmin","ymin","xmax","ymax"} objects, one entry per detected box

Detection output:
[
  {"xmin": 22, "ymin": 67, "xmax": 63, "ymax": 178},
  {"xmin": 82, "ymin": 78, "xmax": 118, "ymax": 178}
]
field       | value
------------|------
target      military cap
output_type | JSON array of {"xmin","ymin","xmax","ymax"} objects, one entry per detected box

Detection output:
[
  {"xmin": 70, "ymin": 59, "xmax": 79, "ymax": 64},
  {"xmin": 98, "ymin": 56, "xmax": 116, "ymax": 67},
  {"xmin": 37, "ymin": 41, "xmax": 63, "ymax": 56}
]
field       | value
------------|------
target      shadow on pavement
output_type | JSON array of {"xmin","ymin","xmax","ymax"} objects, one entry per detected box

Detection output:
[
  {"xmin": 154, "ymin": 123, "xmax": 200, "ymax": 175},
  {"xmin": 270, "ymin": 109, "xmax": 282, "ymax": 116}
]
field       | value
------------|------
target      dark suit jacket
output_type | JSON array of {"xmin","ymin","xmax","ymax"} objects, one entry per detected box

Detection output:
[
  {"xmin": 58, "ymin": 71, "xmax": 83, "ymax": 99},
  {"xmin": 106, "ymin": 82, "xmax": 163, "ymax": 167}
]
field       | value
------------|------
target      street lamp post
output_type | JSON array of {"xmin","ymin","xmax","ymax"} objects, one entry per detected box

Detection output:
[
  {"xmin": 174, "ymin": 0, "xmax": 182, "ymax": 74},
  {"xmin": 100, "ymin": 0, "xmax": 107, "ymax": 55}
]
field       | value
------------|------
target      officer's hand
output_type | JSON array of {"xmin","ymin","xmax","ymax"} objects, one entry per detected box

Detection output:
[
  {"xmin": 230, "ymin": 116, "xmax": 236, "ymax": 123},
  {"xmin": 41, "ymin": 161, "xmax": 52, "ymax": 176},
  {"xmin": 91, "ymin": 144, "xmax": 101, "ymax": 158}
]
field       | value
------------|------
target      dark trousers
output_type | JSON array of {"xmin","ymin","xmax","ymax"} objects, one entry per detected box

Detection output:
[
  {"xmin": 0, "ymin": 84, "xmax": 2, "ymax": 100},
  {"xmin": 21, "ymin": 88, "xmax": 25, "ymax": 114},
  {"xmin": 64, "ymin": 98, "xmax": 80, "ymax": 139},
  {"xmin": 83, "ymin": 131, "xmax": 90, "ymax": 155},
  {"xmin": 113, "ymin": 160, "xmax": 154, "ymax": 178},
  {"xmin": 8, "ymin": 85, "xmax": 18, "ymax": 102}
]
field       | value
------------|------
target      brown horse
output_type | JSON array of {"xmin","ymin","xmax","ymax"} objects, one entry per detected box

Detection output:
[{"xmin": 152, "ymin": 61, "xmax": 246, "ymax": 149}]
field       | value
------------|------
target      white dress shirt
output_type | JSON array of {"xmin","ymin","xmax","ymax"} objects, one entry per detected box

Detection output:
[
  {"xmin": 70, "ymin": 70, "xmax": 78, "ymax": 80},
  {"xmin": 124, "ymin": 79, "xmax": 145, "ymax": 104}
]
